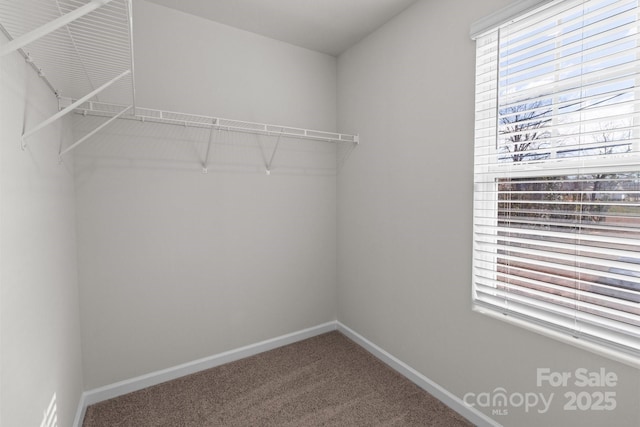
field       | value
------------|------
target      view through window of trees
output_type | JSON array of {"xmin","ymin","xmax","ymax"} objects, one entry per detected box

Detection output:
[{"xmin": 473, "ymin": 0, "xmax": 640, "ymax": 358}]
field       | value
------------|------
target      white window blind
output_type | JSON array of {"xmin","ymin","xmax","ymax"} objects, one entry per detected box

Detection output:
[{"xmin": 473, "ymin": 0, "xmax": 640, "ymax": 360}]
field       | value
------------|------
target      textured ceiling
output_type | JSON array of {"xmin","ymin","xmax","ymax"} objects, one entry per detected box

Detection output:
[{"xmin": 145, "ymin": 0, "xmax": 420, "ymax": 56}]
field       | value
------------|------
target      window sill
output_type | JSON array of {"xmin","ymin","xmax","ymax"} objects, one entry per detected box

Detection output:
[{"xmin": 472, "ymin": 304, "xmax": 640, "ymax": 370}]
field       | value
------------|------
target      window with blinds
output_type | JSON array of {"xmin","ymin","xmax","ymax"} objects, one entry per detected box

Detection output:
[{"xmin": 472, "ymin": 0, "xmax": 640, "ymax": 361}]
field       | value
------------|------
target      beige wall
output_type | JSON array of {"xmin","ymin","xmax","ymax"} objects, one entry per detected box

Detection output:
[
  {"xmin": 0, "ymin": 34, "xmax": 84, "ymax": 427},
  {"xmin": 75, "ymin": 0, "xmax": 339, "ymax": 389},
  {"xmin": 336, "ymin": 1, "xmax": 640, "ymax": 426}
]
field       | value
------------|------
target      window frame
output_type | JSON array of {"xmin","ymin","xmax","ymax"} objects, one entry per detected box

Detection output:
[{"xmin": 471, "ymin": 0, "xmax": 640, "ymax": 368}]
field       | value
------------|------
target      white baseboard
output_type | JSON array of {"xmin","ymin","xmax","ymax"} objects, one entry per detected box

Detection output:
[
  {"xmin": 73, "ymin": 321, "xmax": 338, "ymax": 427},
  {"xmin": 74, "ymin": 320, "xmax": 499, "ymax": 427},
  {"xmin": 336, "ymin": 322, "xmax": 501, "ymax": 427}
]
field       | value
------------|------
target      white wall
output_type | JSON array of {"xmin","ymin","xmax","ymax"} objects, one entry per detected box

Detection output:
[
  {"xmin": 336, "ymin": 1, "xmax": 640, "ymax": 426},
  {"xmin": 0, "ymin": 36, "xmax": 83, "ymax": 427},
  {"xmin": 134, "ymin": 1, "xmax": 336, "ymax": 130},
  {"xmin": 75, "ymin": 0, "xmax": 339, "ymax": 389}
]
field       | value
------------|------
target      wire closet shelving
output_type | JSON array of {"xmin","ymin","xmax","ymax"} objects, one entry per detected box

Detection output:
[{"xmin": 0, "ymin": 0, "xmax": 358, "ymax": 168}]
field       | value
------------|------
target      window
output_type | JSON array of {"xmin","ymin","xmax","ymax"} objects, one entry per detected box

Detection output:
[{"xmin": 472, "ymin": 0, "xmax": 640, "ymax": 363}]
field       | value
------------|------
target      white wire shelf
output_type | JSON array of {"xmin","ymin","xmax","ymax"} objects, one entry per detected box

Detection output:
[
  {"xmin": 62, "ymin": 98, "xmax": 360, "ymax": 144},
  {"xmin": 2, "ymin": 0, "xmax": 359, "ymax": 163},
  {"xmin": 0, "ymin": 0, "xmax": 135, "ymax": 105},
  {"xmin": 1, "ymin": 0, "xmax": 135, "ymax": 149}
]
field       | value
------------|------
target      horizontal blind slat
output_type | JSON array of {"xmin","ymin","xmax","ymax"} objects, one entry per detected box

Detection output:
[{"xmin": 472, "ymin": 0, "xmax": 640, "ymax": 358}]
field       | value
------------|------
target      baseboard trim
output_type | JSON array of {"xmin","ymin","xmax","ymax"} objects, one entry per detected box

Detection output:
[
  {"xmin": 73, "ymin": 321, "xmax": 338, "ymax": 427},
  {"xmin": 73, "ymin": 320, "xmax": 499, "ymax": 427},
  {"xmin": 336, "ymin": 322, "xmax": 501, "ymax": 427}
]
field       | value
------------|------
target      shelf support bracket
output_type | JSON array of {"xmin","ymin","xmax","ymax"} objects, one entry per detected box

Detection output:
[
  {"xmin": 265, "ymin": 131, "xmax": 283, "ymax": 175},
  {"xmin": 21, "ymin": 69, "xmax": 131, "ymax": 149},
  {"xmin": 202, "ymin": 121, "xmax": 218, "ymax": 173},
  {"xmin": 0, "ymin": 0, "xmax": 113, "ymax": 57},
  {"xmin": 59, "ymin": 105, "xmax": 132, "ymax": 158}
]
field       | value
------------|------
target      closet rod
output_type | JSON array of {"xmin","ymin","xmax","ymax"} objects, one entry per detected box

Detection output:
[{"xmin": 0, "ymin": 0, "xmax": 113, "ymax": 57}]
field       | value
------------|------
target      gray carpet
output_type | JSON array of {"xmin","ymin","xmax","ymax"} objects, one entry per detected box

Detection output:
[{"xmin": 82, "ymin": 331, "xmax": 473, "ymax": 426}]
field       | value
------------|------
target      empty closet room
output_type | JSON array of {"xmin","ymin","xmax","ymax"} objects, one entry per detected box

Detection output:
[{"xmin": 2, "ymin": 0, "xmax": 640, "ymax": 426}]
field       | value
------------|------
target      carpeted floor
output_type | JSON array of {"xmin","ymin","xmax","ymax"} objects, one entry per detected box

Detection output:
[{"xmin": 82, "ymin": 331, "xmax": 473, "ymax": 426}]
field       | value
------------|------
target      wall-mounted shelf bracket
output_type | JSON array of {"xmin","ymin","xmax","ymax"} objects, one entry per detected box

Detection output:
[
  {"xmin": 201, "ymin": 124, "xmax": 219, "ymax": 174},
  {"xmin": 21, "ymin": 70, "xmax": 131, "ymax": 149},
  {"xmin": 2, "ymin": 0, "xmax": 135, "ymax": 151},
  {"xmin": 265, "ymin": 131, "xmax": 283, "ymax": 175},
  {"xmin": 59, "ymin": 104, "xmax": 132, "ymax": 158},
  {"xmin": 0, "ymin": 24, "xmax": 59, "ymax": 95}
]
